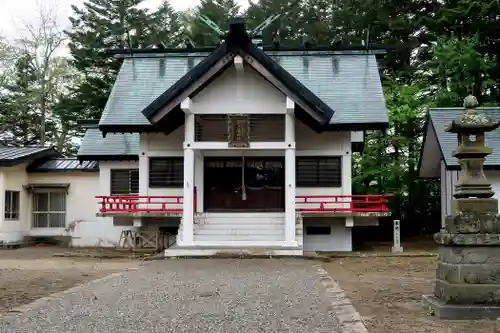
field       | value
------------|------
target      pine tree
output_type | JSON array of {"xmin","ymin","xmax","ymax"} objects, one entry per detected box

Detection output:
[
  {"xmin": 0, "ymin": 53, "xmax": 40, "ymax": 146},
  {"xmin": 150, "ymin": 0, "xmax": 185, "ymax": 48},
  {"xmin": 65, "ymin": 0, "xmax": 163, "ymax": 119},
  {"xmin": 184, "ymin": 0, "xmax": 241, "ymax": 47},
  {"xmin": 245, "ymin": 0, "xmax": 305, "ymax": 46}
]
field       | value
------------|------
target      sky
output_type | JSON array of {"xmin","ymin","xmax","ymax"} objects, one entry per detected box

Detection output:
[{"xmin": 0, "ymin": 0, "xmax": 249, "ymax": 39}]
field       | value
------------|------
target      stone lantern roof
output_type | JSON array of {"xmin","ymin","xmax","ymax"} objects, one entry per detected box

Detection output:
[{"xmin": 446, "ymin": 95, "xmax": 500, "ymax": 134}]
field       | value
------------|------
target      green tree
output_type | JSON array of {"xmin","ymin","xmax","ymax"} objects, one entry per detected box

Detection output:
[
  {"xmin": 245, "ymin": 0, "xmax": 304, "ymax": 46},
  {"xmin": 65, "ymin": 0, "xmax": 159, "ymax": 119},
  {"xmin": 427, "ymin": 36, "xmax": 494, "ymax": 107},
  {"xmin": 183, "ymin": 0, "xmax": 241, "ymax": 46},
  {"xmin": 0, "ymin": 53, "xmax": 40, "ymax": 146},
  {"xmin": 424, "ymin": 0, "xmax": 500, "ymax": 102},
  {"xmin": 149, "ymin": 0, "xmax": 186, "ymax": 48}
]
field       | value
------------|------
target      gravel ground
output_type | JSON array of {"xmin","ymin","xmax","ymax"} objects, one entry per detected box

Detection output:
[
  {"xmin": 324, "ymin": 256, "xmax": 499, "ymax": 333},
  {"xmin": 0, "ymin": 259, "xmax": 342, "ymax": 333},
  {"xmin": 0, "ymin": 247, "xmax": 139, "ymax": 313}
]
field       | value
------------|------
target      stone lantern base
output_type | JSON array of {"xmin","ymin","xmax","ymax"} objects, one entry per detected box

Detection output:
[{"xmin": 422, "ymin": 231, "xmax": 500, "ymax": 319}]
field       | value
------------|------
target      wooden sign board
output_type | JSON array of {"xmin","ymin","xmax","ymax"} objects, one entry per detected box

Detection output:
[{"xmin": 227, "ymin": 115, "xmax": 250, "ymax": 147}]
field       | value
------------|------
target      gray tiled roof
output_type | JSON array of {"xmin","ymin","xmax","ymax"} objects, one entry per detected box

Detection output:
[
  {"xmin": 77, "ymin": 128, "xmax": 139, "ymax": 157},
  {"xmin": 99, "ymin": 52, "xmax": 387, "ymax": 126},
  {"xmin": 28, "ymin": 158, "xmax": 98, "ymax": 172},
  {"xmin": 429, "ymin": 108, "xmax": 500, "ymax": 167},
  {"xmin": 0, "ymin": 146, "xmax": 57, "ymax": 161}
]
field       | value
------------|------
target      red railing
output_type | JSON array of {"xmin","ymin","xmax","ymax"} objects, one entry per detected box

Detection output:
[
  {"xmin": 96, "ymin": 194, "xmax": 390, "ymax": 214},
  {"xmin": 295, "ymin": 194, "xmax": 391, "ymax": 213},
  {"xmin": 96, "ymin": 195, "xmax": 196, "ymax": 213}
]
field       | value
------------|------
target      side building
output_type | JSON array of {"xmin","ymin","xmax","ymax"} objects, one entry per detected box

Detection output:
[{"xmin": 419, "ymin": 107, "xmax": 500, "ymax": 227}]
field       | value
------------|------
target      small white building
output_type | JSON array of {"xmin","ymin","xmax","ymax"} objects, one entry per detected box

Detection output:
[
  {"xmin": 0, "ymin": 18, "xmax": 391, "ymax": 255},
  {"xmin": 419, "ymin": 107, "xmax": 500, "ymax": 227}
]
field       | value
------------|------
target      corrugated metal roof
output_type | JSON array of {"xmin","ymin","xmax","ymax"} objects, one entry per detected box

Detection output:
[
  {"xmin": 98, "ymin": 52, "xmax": 387, "ymax": 127},
  {"xmin": 429, "ymin": 108, "xmax": 500, "ymax": 167},
  {"xmin": 28, "ymin": 158, "xmax": 98, "ymax": 172},
  {"xmin": 77, "ymin": 128, "xmax": 139, "ymax": 158},
  {"xmin": 0, "ymin": 146, "xmax": 56, "ymax": 161}
]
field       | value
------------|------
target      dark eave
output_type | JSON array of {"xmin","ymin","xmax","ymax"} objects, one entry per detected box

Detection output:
[
  {"xmin": 106, "ymin": 43, "xmax": 392, "ymax": 56},
  {"xmin": 326, "ymin": 121, "xmax": 388, "ymax": 131},
  {"xmin": 241, "ymin": 41, "xmax": 334, "ymax": 126},
  {"xmin": 98, "ymin": 124, "xmax": 157, "ymax": 137},
  {"xmin": 0, "ymin": 148, "xmax": 61, "ymax": 167},
  {"xmin": 141, "ymin": 43, "xmax": 231, "ymax": 120},
  {"xmin": 141, "ymin": 17, "xmax": 335, "ymax": 129},
  {"xmin": 77, "ymin": 154, "xmax": 138, "ymax": 162},
  {"xmin": 78, "ymin": 119, "xmax": 100, "ymax": 129},
  {"xmin": 98, "ymin": 108, "xmax": 185, "ymax": 137},
  {"xmin": 26, "ymin": 158, "xmax": 99, "ymax": 173}
]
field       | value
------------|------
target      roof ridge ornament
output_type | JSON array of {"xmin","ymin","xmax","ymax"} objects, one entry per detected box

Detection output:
[{"xmin": 195, "ymin": 13, "xmax": 285, "ymax": 47}]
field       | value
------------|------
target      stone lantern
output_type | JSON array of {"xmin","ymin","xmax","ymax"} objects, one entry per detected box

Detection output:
[
  {"xmin": 422, "ymin": 95, "xmax": 500, "ymax": 319},
  {"xmin": 447, "ymin": 95, "xmax": 499, "ymax": 199}
]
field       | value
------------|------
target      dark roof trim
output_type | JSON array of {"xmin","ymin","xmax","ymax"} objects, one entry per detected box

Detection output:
[
  {"xmin": 99, "ymin": 125, "xmax": 157, "ymax": 136},
  {"xmin": 23, "ymin": 183, "xmax": 70, "ymax": 194},
  {"xmin": 78, "ymin": 119, "xmax": 99, "ymax": 129},
  {"xmin": 27, "ymin": 168, "xmax": 98, "ymax": 173},
  {"xmin": 107, "ymin": 43, "xmax": 392, "ymax": 56},
  {"xmin": 241, "ymin": 42, "xmax": 334, "ymax": 126},
  {"xmin": 0, "ymin": 148, "xmax": 61, "ymax": 167},
  {"xmin": 141, "ymin": 43, "xmax": 231, "ymax": 120},
  {"xmin": 141, "ymin": 21, "xmax": 335, "ymax": 128},
  {"xmin": 26, "ymin": 159, "xmax": 99, "ymax": 173},
  {"xmin": 77, "ymin": 154, "xmax": 138, "ymax": 162},
  {"xmin": 447, "ymin": 164, "xmax": 500, "ymax": 171},
  {"xmin": 325, "ymin": 122, "xmax": 388, "ymax": 131},
  {"xmin": 98, "ymin": 122, "xmax": 180, "ymax": 137}
]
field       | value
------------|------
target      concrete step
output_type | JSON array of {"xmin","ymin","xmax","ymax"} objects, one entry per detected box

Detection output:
[
  {"xmin": 194, "ymin": 234, "xmax": 284, "ymax": 242},
  {"xmin": 194, "ymin": 216, "xmax": 285, "ymax": 225},
  {"xmin": 165, "ymin": 244, "xmax": 303, "ymax": 257},
  {"xmin": 194, "ymin": 228, "xmax": 284, "ymax": 235}
]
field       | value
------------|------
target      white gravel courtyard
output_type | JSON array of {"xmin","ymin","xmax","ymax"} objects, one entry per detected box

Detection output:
[{"xmin": 0, "ymin": 258, "xmax": 348, "ymax": 333}]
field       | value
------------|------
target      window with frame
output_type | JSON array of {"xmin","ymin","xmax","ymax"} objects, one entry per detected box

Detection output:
[
  {"xmin": 4, "ymin": 190, "xmax": 20, "ymax": 220},
  {"xmin": 110, "ymin": 169, "xmax": 139, "ymax": 195},
  {"xmin": 149, "ymin": 157, "xmax": 183, "ymax": 188},
  {"xmin": 296, "ymin": 156, "xmax": 342, "ymax": 187},
  {"xmin": 32, "ymin": 190, "xmax": 66, "ymax": 228}
]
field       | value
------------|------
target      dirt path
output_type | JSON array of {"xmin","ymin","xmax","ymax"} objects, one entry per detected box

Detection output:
[
  {"xmin": 324, "ymin": 257, "xmax": 499, "ymax": 333},
  {"xmin": 0, "ymin": 247, "xmax": 139, "ymax": 313}
]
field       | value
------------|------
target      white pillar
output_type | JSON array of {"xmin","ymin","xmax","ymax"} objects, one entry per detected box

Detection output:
[
  {"xmin": 182, "ymin": 148, "xmax": 194, "ymax": 245},
  {"xmin": 342, "ymin": 135, "xmax": 352, "ymax": 213},
  {"xmin": 285, "ymin": 98, "xmax": 297, "ymax": 246},
  {"xmin": 182, "ymin": 112, "xmax": 195, "ymax": 245},
  {"xmin": 0, "ymin": 171, "xmax": 5, "ymax": 237},
  {"xmin": 285, "ymin": 149, "xmax": 296, "ymax": 245},
  {"xmin": 139, "ymin": 134, "xmax": 149, "ymax": 197}
]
